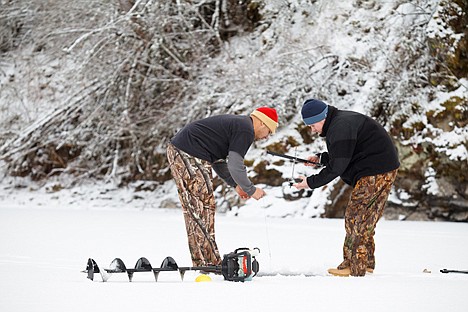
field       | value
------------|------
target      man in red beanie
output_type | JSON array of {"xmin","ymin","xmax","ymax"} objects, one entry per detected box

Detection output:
[{"xmin": 167, "ymin": 107, "xmax": 278, "ymax": 266}]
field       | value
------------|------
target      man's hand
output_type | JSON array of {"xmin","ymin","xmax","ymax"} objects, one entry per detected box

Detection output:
[
  {"xmin": 293, "ymin": 175, "xmax": 309, "ymax": 190},
  {"xmin": 251, "ymin": 187, "xmax": 266, "ymax": 200},
  {"xmin": 305, "ymin": 155, "xmax": 320, "ymax": 167},
  {"xmin": 235, "ymin": 185, "xmax": 250, "ymax": 200}
]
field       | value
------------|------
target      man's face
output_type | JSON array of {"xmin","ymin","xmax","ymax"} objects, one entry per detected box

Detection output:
[
  {"xmin": 308, "ymin": 119, "xmax": 325, "ymax": 135},
  {"xmin": 255, "ymin": 122, "xmax": 272, "ymax": 141}
]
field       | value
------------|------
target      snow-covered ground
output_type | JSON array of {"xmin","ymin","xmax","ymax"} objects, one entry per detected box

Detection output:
[{"xmin": 1, "ymin": 202, "xmax": 467, "ymax": 312}]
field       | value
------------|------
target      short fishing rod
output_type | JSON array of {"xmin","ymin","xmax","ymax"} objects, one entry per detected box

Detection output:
[{"xmin": 266, "ymin": 150, "xmax": 323, "ymax": 167}]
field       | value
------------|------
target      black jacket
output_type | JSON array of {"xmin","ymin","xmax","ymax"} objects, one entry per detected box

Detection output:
[
  {"xmin": 170, "ymin": 114, "xmax": 257, "ymax": 195},
  {"xmin": 307, "ymin": 106, "xmax": 400, "ymax": 188}
]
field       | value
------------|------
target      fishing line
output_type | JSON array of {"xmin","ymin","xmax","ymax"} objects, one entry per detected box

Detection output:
[
  {"xmin": 289, "ymin": 147, "xmax": 298, "ymax": 187},
  {"xmin": 263, "ymin": 208, "xmax": 273, "ymax": 270}
]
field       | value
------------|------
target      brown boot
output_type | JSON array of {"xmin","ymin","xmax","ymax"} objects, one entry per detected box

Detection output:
[
  {"xmin": 328, "ymin": 267, "xmax": 374, "ymax": 277},
  {"xmin": 328, "ymin": 267, "xmax": 351, "ymax": 277}
]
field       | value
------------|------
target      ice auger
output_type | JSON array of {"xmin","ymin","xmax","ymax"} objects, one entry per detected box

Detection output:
[{"xmin": 83, "ymin": 247, "xmax": 260, "ymax": 282}]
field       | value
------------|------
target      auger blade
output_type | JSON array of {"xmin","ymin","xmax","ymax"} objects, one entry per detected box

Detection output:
[
  {"xmin": 127, "ymin": 257, "xmax": 153, "ymax": 282},
  {"xmin": 84, "ymin": 258, "xmax": 99, "ymax": 281},
  {"xmin": 152, "ymin": 256, "xmax": 180, "ymax": 281},
  {"xmin": 160, "ymin": 256, "xmax": 178, "ymax": 270},
  {"xmin": 135, "ymin": 257, "xmax": 153, "ymax": 271},
  {"xmin": 83, "ymin": 258, "xmax": 109, "ymax": 282},
  {"xmin": 107, "ymin": 258, "xmax": 127, "ymax": 273}
]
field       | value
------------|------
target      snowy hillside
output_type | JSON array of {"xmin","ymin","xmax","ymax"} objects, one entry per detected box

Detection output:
[{"xmin": 0, "ymin": 1, "xmax": 467, "ymax": 219}]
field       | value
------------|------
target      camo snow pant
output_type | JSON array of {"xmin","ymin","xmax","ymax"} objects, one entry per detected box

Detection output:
[
  {"xmin": 166, "ymin": 143, "xmax": 222, "ymax": 267},
  {"xmin": 337, "ymin": 169, "xmax": 398, "ymax": 276}
]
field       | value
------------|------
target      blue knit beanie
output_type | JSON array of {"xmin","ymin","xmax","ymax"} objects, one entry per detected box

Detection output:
[{"xmin": 301, "ymin": 99, "xmax": 328, "ymax": 125}]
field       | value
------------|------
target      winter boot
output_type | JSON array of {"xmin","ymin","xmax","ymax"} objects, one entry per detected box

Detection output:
[
  {"xmin": 328, "ymin": 267, "xmax": 352, "ymax": 277},
  {"xmin": 334, "ymin": 259, "xmax": 374, "ymax": 276},
  {"xmin": 328, "ymin": 267, "xmax": 374, "ymax": 277}
]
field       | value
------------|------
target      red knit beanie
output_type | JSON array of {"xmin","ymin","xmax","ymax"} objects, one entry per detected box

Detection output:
[{"xmin": 250, "ymin": 107, "xmax": 278, "ymax": 133}]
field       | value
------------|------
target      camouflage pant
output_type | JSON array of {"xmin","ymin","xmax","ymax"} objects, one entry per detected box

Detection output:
[
  {"xmin": 166, "ymin": 143, "xmax": 222, "ymax": 266},
  {"xmin": 338, "ymin": 169, "xmax": 398, "ymax": 276}
]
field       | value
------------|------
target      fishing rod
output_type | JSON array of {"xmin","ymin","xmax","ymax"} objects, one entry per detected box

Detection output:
[{"xmin": 266, "ymin": 150, "xmax": 322, "ymax": 167}]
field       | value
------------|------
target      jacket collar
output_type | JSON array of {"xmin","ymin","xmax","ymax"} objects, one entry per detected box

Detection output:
[{"xmin": 320, "ymin": 105, "xmax": 338, "ymax": 137}]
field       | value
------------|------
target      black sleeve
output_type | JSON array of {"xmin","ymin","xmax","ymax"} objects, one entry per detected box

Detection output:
[
  {"xmin": 306, "ymin": 122, "xmax": 357, "ymax": 189},
  {"xmin": 319, "ymin": 152, "xmax": 329, "ymax": 166}
]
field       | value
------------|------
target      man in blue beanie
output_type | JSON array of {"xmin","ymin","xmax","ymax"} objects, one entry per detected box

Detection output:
[{"xmin": 294, "ymin": 99, "xmax": 400, "ymax": 277}]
